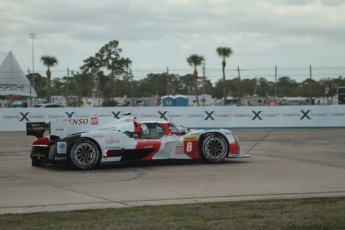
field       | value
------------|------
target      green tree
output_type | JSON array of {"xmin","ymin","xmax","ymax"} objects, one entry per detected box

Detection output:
[
  {"xmin": 80, "ymin": 56, "xmax": 103, "ymax": 101},
  {"xmin": 51, "ymin": 78, "xmax": 64, "ymax": 96},
  {"xmin": 27, "ymin": 73, "xmax": 46, "ymax": 97},
  {"xmin": 80, "ymin": 56, "xmax": 102, "ymax": 74},
  {"xmin": 177, "ymin": 74, "xmax": 193, "ymax": 95},
  {"xmin": 276, "ymin": 76, "xmax": 298, "ymax": 97},
  {"xmin": 187, "ymin": 54, "xmax": 204, "ymax": 106},
  {"xmin": 216, "ymin": 47, "xmax": 233, "ymax": 105},
  {"xmin": 138, "ymin": 73, "xmax": 170, "ymax": 97},
  {"xmin": 40, "ymin": 56, "xmax": 58, "ymax": 102},
  {"xmin": 97, "ymin": 40, "xmax": 132, "ymax": 100},
  {"xmin": 80, "ymin": 40, "xmax": 132, "ymax": 102}
]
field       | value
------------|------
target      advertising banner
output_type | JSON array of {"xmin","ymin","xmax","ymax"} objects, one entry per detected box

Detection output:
[{"xmin": 0, "ymin": 105, "xmax": 344, "ymax": 131}]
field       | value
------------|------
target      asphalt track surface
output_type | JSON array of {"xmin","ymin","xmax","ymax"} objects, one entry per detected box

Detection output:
[{"xmin": 0, "ymin": 129, "xmax": 345, "ymax": 214}]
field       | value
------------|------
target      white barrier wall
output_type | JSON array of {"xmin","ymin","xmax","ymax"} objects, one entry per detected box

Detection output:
[{"xmin": 1, "ymin": 105, "xmax": 345, "ymax": 131}]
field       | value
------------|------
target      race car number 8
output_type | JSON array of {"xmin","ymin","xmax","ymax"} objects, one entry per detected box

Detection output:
[{"xmin": 186, "ymin": 142, "xmax": 193, "ymax": 152}]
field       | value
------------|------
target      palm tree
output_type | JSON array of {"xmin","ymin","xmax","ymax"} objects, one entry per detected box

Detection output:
[
  {"xmin": 41, "ymin": 56, "xmax": 58, "ymax": 102},
  {"xmin": 216, "ymin": 47, "xmax": 233, "ymax": 105},
  {"xmin": 187, "ymin": 54, "xmax": 204, "ymax": 106}
]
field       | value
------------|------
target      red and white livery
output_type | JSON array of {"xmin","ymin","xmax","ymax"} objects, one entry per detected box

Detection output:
[{"xmin": 27, "ymin": 115, "xmax": 250, "ymax": 170}]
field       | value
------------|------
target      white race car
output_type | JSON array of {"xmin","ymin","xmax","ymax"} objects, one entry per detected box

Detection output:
[{"xmin": 27, "ymin": 115, "xmax": 250, "ymax": 170}]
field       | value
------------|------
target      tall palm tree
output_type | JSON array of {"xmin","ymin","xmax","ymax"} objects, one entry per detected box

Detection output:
[
  {"xmin": 216, "ymin": 47, "xmax": 233, "ymax": 105},
  {"xmin": 187, "ymin": 54, "xmax": 204, "ymax": 106},
  {"xmin": 41, "ymin": 56, "xmax": 58, "ymax": 103}
]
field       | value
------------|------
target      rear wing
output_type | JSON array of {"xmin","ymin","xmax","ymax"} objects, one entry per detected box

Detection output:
[{"xmin": 26, "ymin": 122, "xmax": 50, "ymax": 138}]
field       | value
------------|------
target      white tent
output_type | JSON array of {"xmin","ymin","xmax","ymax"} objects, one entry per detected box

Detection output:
[{"xmin": 0, "ymin": 51, "xmax": 37, "ymax": 97}]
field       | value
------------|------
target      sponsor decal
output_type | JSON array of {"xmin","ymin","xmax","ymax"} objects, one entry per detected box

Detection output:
[
  {"xmin": 57, "ymin": 142, "xmax": 67, "ymax": 154},
  {"xmin": 300, "ymin": 110, "xmax": 311, "ymax": 120},
  {"xmin": 0, "ymin": 83, "xmax": 26, "ymax": 90},
  {"xmin": 188, "ymin": 114, "xmax": 204, "ymax": 118},
  {"xmin": 214, "ymin": 114, "xmax": 232, "ymax": 118},
  {"xmin": 332, "ymin": 112, "xmax": 345, "ymax": 117},
  {"xmin": 65, "ymin": 118, "xmax": 89, "ymax": 125},
  {"xmin": 311, "ymin": 112, "xmax": 329, "ymax": 117},
  {"xmin": 190, "ymin": 131, "xmax": 202, "ymax": 135},
  {"xmin": 91, "ymin": 117, "xmax": 98, "ymax": 125},
  {"xmin": 54, "ymin": 157, "xmax": 67, "ymax": 160},
  {"xmin": 234, "ymin": 113, "xmax": 251, "ymax": 118},
  {"xmin": 65, "ymin": 112, "xmax": 75, "ymax": 118},
  {"xmin": 29, "ymin": 115, "xmax": 46, "ymax": 119},
  {"xmin": 261, "ymin": 113, "xmax": 279, "ymax": 118},
  {"xmin": 111, "ymin": 111, "xmax": 121, "ymax": 119},
  {"xmin": 251, "ymin": 110, "xmax": 262, "ymax": 120},
  {"xmin": 2, "ymin": 115, "xmax": 20, "ymax": 119},
  {"xmin": 94, "ymin": 114, "xmax": 111, "ymax": 118},
  {"xmin": 158, "ymin": 111, "xmax": 168, "ymax": 120},
  {"xmin": 184, "ymin": 136, "xmax": 198, "ymax": 141},
  {"xmin": 204, "ymin": 111, "xmax": 215, "ymax": 120},
  {"xmin": 105, "ymin": 138, "xmax": 121, "ymax": 145},
  {"xmin": 48, "ymin": 115, "xmax": 65, "ymax": 119},
  {"xmin": 19, "ymin": 112, "xmax": 30, "ymax": 122},
  {"xmin": 140, "ymin": 112, "xmax": 183, "ymax": 120},
  {"xmin": 175, "ymin": 145, "xmax": 184, "ymax": 154},
  {"xmin": 282, "ymin": 113, "xmax": 300, "ymax": 118},
  {"xmin": 105, "ymin": 146, "xmax": 121, "ymax": 150},
  {"xmin": 168, "ymin": 114, "xmax": 183, "ymax": 118},
  {"xmin": 75, "ymin": 114, "xmax": 91, "ymax": 118},
  {"xmin": 187, "ymin": 111, "xmax": 231, "ymax": 121},
  {"xmin": 141, "ymin": 114, "xmax": 159, "ymax": 119},
  {"xmin": 98, "ymin": 127, "xmax": 118, "ymax": 131}
]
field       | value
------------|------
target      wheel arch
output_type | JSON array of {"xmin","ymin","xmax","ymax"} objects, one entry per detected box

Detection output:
[
  {"xmin": 67, "ymin": 137, "xmax": 103, "ymax": 170},
  {"xmin": 198, "ymin": 132, "xmax": 230, "ymax": 151},
  {"xmin": 198, "ymin": 131, "xmax": 230, "ymax": 163},
  {"xmin": 67, "ymin": 136, "xmax": 102, "ymax": 156}
]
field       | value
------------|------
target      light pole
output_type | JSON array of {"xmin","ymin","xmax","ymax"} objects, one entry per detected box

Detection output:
[{"xmin": 29, "ymin": 33, "xmax": 36, "ymax": 107}]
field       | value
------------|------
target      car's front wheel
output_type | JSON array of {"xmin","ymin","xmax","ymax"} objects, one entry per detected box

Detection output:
[
  {"xmin": 69, "ymin": 139, "xmax": 101, "ymax": 170},
  {"xmin": 200, "ymin": 133, "xmax": 228, "ymax": 163}
]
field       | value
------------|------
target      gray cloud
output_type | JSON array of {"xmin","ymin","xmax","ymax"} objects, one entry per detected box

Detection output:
[{"xmin": 1, "ymin": 0, "xmax": 344, "ymax": 81}]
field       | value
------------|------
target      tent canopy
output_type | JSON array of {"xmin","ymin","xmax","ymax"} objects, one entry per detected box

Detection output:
[{"xmin": 0, "ymin": 51, "xmax": 37, "ymax": 97}]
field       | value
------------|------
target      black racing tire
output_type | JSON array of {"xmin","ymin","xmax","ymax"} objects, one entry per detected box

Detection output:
[
  {"xmin": 31, "ymin": 157, "xmax": 41, "ymax": 167},
  {"xmin": 69, "ymin": 138, "xmax": 101, "ymax": 170},
  {"xmin": 31, "ymin": 146, "xmax": 42, "ymax": 167},
  {"xmin": 200, "ymin": 133, "xmax": 228, "ymax": 163}
]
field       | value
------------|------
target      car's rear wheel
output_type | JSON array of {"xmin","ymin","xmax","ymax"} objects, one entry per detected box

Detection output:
[
  {"xmin": 69, "ymin": 138, "xmax": 101, "ymax": 170},
  {"xmin": 200, "ymin": 133, "xmax": 228, "ymax": 163}
]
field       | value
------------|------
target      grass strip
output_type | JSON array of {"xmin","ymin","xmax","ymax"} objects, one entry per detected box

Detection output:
[{"xmin": 1, "ymin": 197, "xmax": 345, "ymax": 230}]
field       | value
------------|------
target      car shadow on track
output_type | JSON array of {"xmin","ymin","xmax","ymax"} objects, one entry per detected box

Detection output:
[{"xmin": 33, "ymin": 159, "xmax": 251, "ymax": 172}]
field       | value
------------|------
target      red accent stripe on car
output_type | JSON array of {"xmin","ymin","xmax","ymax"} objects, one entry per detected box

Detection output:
[{"xmin": 136, "ymin": 141, "xmax": 161, "ymax": 160}]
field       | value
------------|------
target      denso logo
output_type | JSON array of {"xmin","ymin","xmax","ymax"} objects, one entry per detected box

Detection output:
[
  {"xmin": 67, "ymin": 118, "xmax": 89, "ymax": 125},
  {"xmin": 66, "ymin": 117, "xmax": 97, "ymax": 125},
  {"xmin": 91, "ymin": 117, "xmax": 98, "ymax": 125}
]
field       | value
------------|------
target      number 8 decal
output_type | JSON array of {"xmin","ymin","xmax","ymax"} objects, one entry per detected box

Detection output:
[{"xmin": 186, "ymin": 142, "xmax": 193, "ymax": 152}]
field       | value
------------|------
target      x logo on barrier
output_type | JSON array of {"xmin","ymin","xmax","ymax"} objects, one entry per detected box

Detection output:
[
  {"xmin": 65, "ymin": 112, "xmax": 75, "ymax": 118},
  {"xmin": 20, "ymin": 112, "xmax": 29, "ymax": 122},
  {"xmin": 252, "ymin": 111, "xmax": 262, "ymax": 120},
  {"xmin": 204, "ymin": 111, "xmax": 215, "ymax": 120},
  {"xmin": 158, "ymin": 111, "xmax": 168, "ymax": 120},
  {"xmin": 112, "ymin": 112, "xmax": 121, "ymax": 119},
  {"xmin": 300, "ymin": 110, "xmax": 311, "ymax": 120},
  {"xmin": 65, "ymin": 112, "xmax": 74, "ymax": 118}
]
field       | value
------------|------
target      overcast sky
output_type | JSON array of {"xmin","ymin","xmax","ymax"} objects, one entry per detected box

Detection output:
[{"xmin": 1, "ymin": 0, "xmax": 344, "ymax": 82}]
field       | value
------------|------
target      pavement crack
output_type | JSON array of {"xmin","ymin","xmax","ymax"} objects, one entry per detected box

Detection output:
[{"xmin": 245, "ymin": 130, "xmax": 272, "ymax": 155}]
